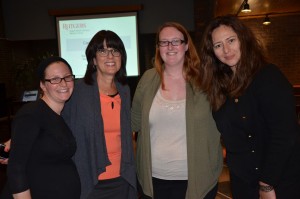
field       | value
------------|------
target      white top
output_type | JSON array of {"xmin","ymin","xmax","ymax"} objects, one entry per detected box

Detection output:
[{"xmin": 149, "ymin": 89, "xmax": 187, "ymax": 180}]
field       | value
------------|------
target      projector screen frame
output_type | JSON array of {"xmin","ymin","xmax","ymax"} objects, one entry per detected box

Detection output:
[{"xmin": 56, "ymin": 11, "xmax": 140, "ymax": 78}]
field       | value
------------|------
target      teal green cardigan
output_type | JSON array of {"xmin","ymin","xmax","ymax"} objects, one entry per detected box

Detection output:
[{"xmin": 131, "ymin": 68, "xmax": 223, "ymax": 199}]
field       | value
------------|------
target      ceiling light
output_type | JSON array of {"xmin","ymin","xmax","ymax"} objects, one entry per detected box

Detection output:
[
  {"xmin": 241, "ymin": 1, "xmax": 251, "ymax": 13},
  {"xmin": 263, "ymin": 15, "xmax": 271, "ymax": 25}
]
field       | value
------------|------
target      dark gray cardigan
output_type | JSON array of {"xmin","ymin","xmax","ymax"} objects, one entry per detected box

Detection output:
[{"xmin": 62, "ymin": 75, "xmax": 137, "ymax": 199}]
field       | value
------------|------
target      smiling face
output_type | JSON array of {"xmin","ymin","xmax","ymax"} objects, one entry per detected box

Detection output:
[
  {"xmin": 93, "ymin": 40, "xmax": 121, "ymax": 78},
  {"xmin": 40, "ymin": 61, "xmax": 74, "ymax": 104},
  {"xmin": 158, "ymin": 27, "xmax": 188, "ymax": 68},
  {"xmin": 212, "ymin": 25, "xmax": 241, "ymax": 73}
]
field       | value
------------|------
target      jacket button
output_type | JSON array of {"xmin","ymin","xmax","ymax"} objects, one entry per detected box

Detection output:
[
  {"xmin": 252, "ymin": 150, "xmax": 255, "ymax": 153},
  {"xmin": 248, "ymin": 134, "xmax": 252, "ymax": 138},
  {"xmin": 255, "ymin": 167, "xmax": 259, "ymax": 170},
  {"xmin": 234, "ymin": 98, "xmax": 239, "ymax": 103}
]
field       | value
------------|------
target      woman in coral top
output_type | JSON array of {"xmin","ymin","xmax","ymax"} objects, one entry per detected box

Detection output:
[{"xmin": 62, "ymin": 30, "xmax": 137, "ymax": 199}]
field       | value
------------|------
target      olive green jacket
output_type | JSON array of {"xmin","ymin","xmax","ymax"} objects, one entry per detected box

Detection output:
[{"xmin": 131, "ymin": 68, "xmax": 223, "ymax": 199}]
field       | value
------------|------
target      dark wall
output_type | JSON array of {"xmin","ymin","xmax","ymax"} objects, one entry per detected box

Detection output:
[
  {"xmin": 241, "ymin": 16, "xmax": 300, "ymax": 85},
  {"xmin": 193, "ymin": 1, "xmax": 300, "ymax": 85},
  {"xmin": 1, "ymin": 0, "xmax": 194, "ymax": 40}
]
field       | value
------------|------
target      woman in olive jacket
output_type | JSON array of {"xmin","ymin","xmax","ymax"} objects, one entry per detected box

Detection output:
[{"xmin": 131, "ymin": 22, "xmax": 223, "ymax": 199}]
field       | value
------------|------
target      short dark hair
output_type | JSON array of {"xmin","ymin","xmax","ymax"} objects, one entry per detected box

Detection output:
[
  {"xmin": 84, "ymin": 30, "xmax": 127, "ymax": 85},
  {"xmin": 37, "ymin": 56, "xmax": 72, "ymax": 81}
]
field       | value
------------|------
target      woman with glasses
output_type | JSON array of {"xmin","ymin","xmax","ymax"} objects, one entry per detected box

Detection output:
[
  {"xmin": 7, "ymin": 57, "xmax": 80, "ymax": 199},
  {"xmin": 131, "ymin": 22, "xmax": 223, "ymax": 199},
  {"xmin": 62, "ymin": 30, "xmax": 137, "ymax": 199}
]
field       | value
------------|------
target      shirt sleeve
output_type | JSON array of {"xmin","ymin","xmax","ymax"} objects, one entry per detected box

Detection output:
[
  {"xmin": 256, "ymin": 65, "xmax": 299, "ymax": 186},
  {"xmin": 7, "ymin": 108, "xmax": 40, "ymax": 194}
]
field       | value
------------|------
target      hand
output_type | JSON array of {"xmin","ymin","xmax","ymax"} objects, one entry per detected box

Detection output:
[
  {"xmin": 13, "ymin": 189, "xmax": 32, "ymax": 199},
  {"xmin": 259, "ymin": 181, "xmax": 276, "ymax": 199},
  {"xmin": 3, "ymin": 139, "xmax": 11, "ymax": 151},
  {"xmin": 259, "ymin": 189, "xmax": 276, "ymax": 199},
  {"xmin": 0, "ymin": 139, "xmax": 11, "ymax": 165}
]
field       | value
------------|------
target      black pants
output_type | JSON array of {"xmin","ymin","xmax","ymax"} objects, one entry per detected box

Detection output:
[
  {"xmin": 139, "ymin": 177, "xmax": 218, "ymax": 199},
  {"xmin": 230, "ymin": 173, "xmax": 259, "ymax": 199},
  {"xmin": 87, "ymin": 177, "xmax": 130, "ymax": 199}
]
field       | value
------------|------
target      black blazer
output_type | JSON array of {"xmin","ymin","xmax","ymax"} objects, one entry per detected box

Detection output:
[{"xmin": 213, "ymin": 64, "xmax": 300, "ymax": 187}]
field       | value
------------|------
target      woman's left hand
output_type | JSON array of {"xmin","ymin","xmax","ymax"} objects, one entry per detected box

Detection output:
[
  {"xmin": 259, "ymin": 181, "xmax": 276, "ymax": 199},
  {"xmin": 0, "ymin": 139, "xmax": 11, "ymax": 164},
  {"xmin": 259, "ymin": 189, "xmax": 276, "ymax": 199}
]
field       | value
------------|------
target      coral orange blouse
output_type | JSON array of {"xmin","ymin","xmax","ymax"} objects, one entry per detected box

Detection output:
[{"xmin": 98, "ymin": 93, "xmax": 122, "ymax": 180}]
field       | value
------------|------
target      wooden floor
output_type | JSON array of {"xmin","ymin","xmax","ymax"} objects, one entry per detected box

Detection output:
[{"xmin": 216, "ymin": 165, "xmax": 232, "ymax": 199}]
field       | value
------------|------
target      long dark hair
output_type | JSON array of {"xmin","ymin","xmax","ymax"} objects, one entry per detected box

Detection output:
[
  {"xmin": 84, "ymin": 30, "xmax": 127, "ymax": 85},
  {"xmin": 199, "ymin": 15, "xmax": 267, "ymax": 110}
]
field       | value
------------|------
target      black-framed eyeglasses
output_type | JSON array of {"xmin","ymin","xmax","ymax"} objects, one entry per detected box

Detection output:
[
  {"xmin": 157, "ymin": 39, "xmax": 185, "ymax": 47},
  {"xmin": 97, "ymin": 48, "xmax": 121, "ymax": 57},
  {"xmin": 44, "ymin": 74, "xmax": 75, "ymax": 84}
]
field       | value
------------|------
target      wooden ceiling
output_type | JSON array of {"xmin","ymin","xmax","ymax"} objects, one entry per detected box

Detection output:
[{"xmin": 214, "ymin": 0, "xmax": 300, "ymax": 18}]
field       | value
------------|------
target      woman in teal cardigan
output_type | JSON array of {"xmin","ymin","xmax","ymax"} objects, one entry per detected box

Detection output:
[{"xmin": 131, "ymin": 22, "xmax": 223, "ymax": 199}]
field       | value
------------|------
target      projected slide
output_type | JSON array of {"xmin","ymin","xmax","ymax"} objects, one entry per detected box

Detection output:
[{"xmin": 57, "ymin": 12, "xmax": 139, "ymax": 78}]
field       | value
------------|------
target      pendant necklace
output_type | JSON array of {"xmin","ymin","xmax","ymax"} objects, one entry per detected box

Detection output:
[{"xmin": 107, "ymin": 92, "xmax": 119, "ymax": 109}]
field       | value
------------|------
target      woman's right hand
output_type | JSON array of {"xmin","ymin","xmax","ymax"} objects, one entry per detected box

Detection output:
[{"xmin": 0, "ymin": 139, "xmax": 11, "ymax": 164}]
